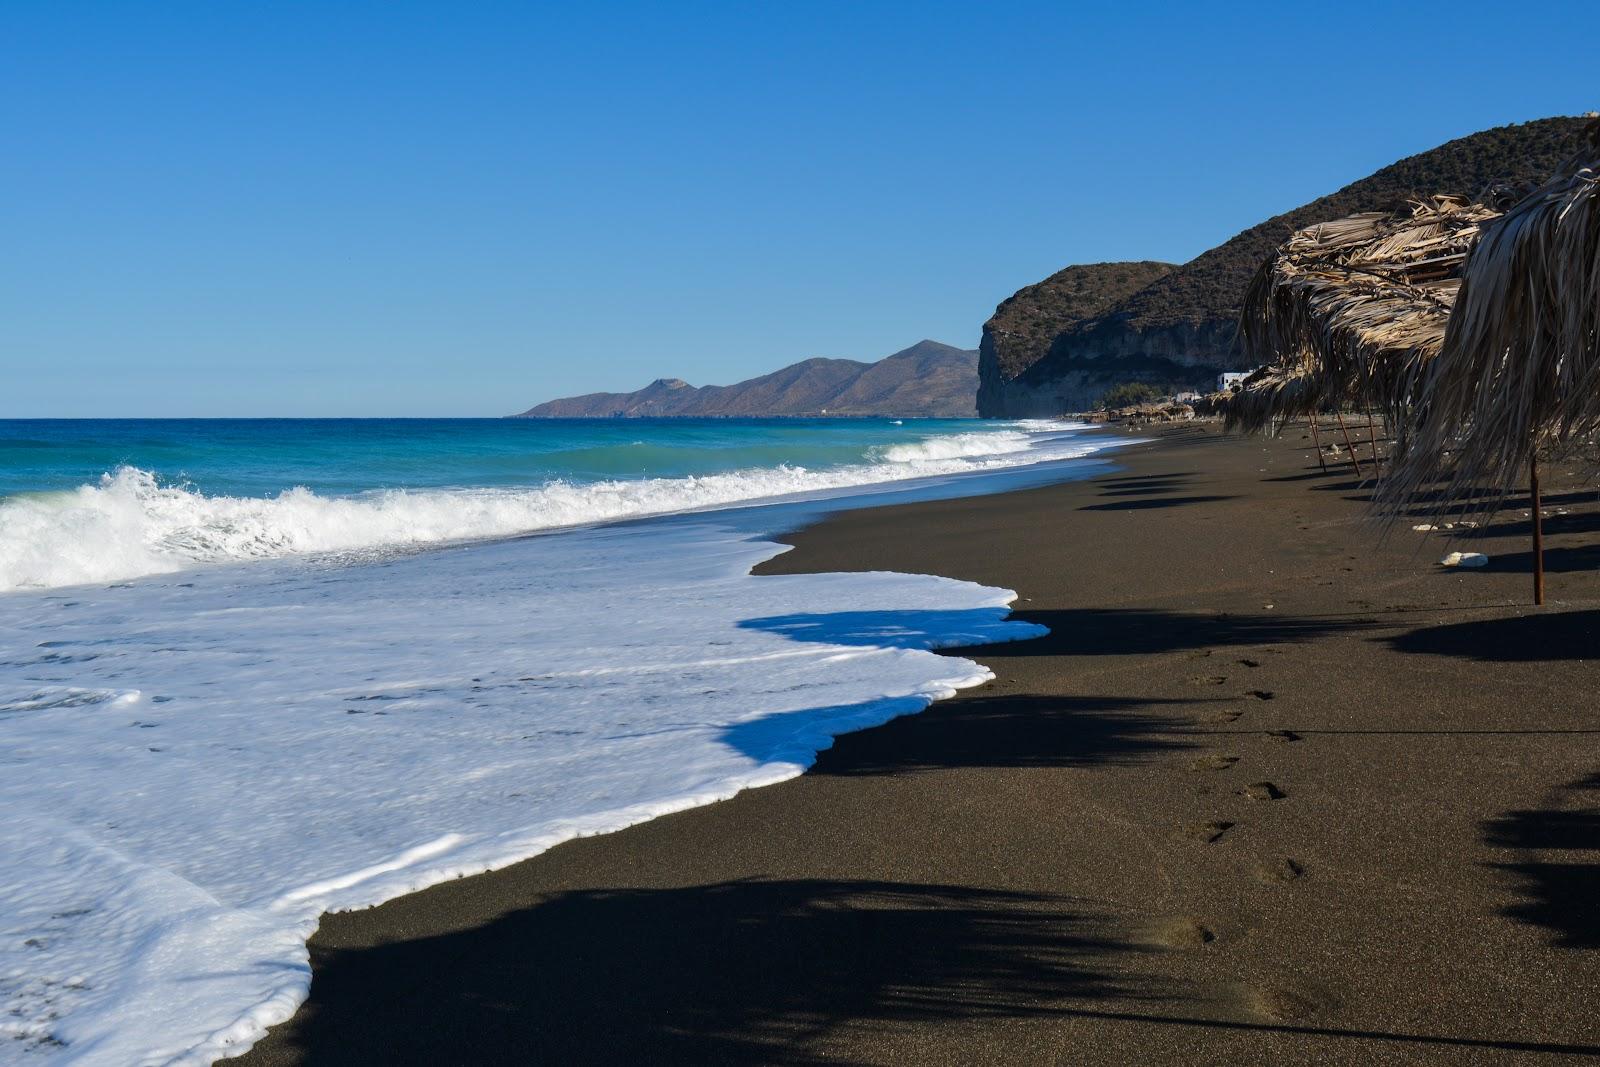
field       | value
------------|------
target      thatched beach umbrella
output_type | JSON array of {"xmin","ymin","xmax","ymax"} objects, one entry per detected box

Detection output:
[
  {"xmin": 1224, "ymin": 364, "xmax": 1320, "ymax": 434},
  {"xmin": 1221, "ymin": 363, "xmax": 1345, "ymax": 468},
  {"xmin": 1228, "ymin": 362, "xmax": 1373, "ymax": 475},
  {"xmin": 1382, "ymin": 124, "xmax": 1600, "ymax": 604},
  {"xmin": 1233, "ymin": 197, "xmax": 1500, "ymax": 461}
]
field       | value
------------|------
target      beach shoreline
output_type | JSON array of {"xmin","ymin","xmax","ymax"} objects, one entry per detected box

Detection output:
[{"xmin": 229, "ymin": 421, "xmax": 1600, "ymax": 1065}]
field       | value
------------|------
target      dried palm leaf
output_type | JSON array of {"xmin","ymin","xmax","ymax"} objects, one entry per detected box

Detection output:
[
  {"xmin": 1383, "ymin": 125, "xmax": 1600, "ymax": 514},
  {"xmin": 1224, "ymin": 365, "xmax": 1320, "ymax": 433},
  {"xmin": 1236, "ymin": 197, "xmax": 1497, "ymax": 436}
]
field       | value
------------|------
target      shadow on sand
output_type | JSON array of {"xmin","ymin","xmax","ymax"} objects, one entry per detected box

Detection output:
[
  {"xmin": 1096, "ymin": 484, "xmax": 1195, "ymax": 496},
  {"xmin": 250, "ymin": 878, "xmax": 1138, "ymax": 1066},
  {"xmin": 1263, "ymin": 469, "xmax": 1355, "ymax": 484},
  {"xmin": 967, "ymin": 608, "xmax": 1370, "ymax": 659},
  {"xmin": 740, "ymin": 608, "xmax": 1374, "ymax": 662},
  {"xmin": 1080, "ymin": 495, "xmax": 1237, "ymax": 512},
  {"xmin": 788, "ymin": 693, "xmax": 1202, "ymax": 777},
  {"xmin": 1483, "ymin": 771, "xmax": 1600, "ymax": 951},
  {"xmin": 1386, "ymin": 610, "xmax": 1600, "ymax": 662},
  {"xmin": 1091, "ymin": 471, "xmax": 1198, "ymax": 495},
  {"xmin": 1480, "ymin": 545, "xmax": 1600, "ymax": 575}
]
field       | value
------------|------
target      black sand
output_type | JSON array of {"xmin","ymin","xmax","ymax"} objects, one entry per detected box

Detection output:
[{"xmin": 228, "ymin": 422, "xmax": 1600, "ymax": 1065}]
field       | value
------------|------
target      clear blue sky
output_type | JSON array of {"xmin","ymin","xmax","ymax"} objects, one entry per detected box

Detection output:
[{"xmin": 3, "ymin": 2, "xmax": 1596, "ymax": 417}]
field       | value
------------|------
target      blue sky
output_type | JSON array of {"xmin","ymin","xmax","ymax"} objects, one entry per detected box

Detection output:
[{"xmin": 2, "ymin": 2, "xmax": 1596, "ymax": 417}]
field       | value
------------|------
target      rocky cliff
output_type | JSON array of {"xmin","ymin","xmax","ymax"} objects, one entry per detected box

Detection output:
[
  {"xmin": 979, "ymin": 116, "xmax": 1593, "ymax": 416},
  {"xmin": 514, "ymin": 340, "xmax": 979, "ymax": 418},
  {"xmin": 978, "ymin": 261, "xmax": 1176, "ymax": 416}
]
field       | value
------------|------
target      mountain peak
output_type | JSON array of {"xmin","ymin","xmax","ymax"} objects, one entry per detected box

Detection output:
[{"xmin": 886, "ymin": 339, "xmax": 970, "ymax": 361}]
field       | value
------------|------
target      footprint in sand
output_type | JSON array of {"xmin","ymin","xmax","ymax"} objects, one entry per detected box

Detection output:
[
  {"xmin": 1191, "ymin": 675, "xmax": 1229, "ymax": 686},
  {"xmin": 1183, "ymin": 820, "xmax": 1236, "ymax": 843},
  {"xmin": 1137, "ymin": 916, "xmax": 1217, "ymax": 949},
  {"xmin": 1239, "ymin": 782, "xmax": 1286, "ymax": 801},
  {"xmin": 1189, "ymin": 754, "xmax": 1240, "ymax": 772},
  {"xmin": 1246, "ymin": 690, "xmax": 1276, "ymax": 701},
  {"xmin": 1209, "ymin": 709, "xmax": 1245, "ymax": 724},
  {"xmin": 1255, "ymin": 858, "xmax": 1304, "ymax": 884},
  {"xmin": 1245, "ymin": 983, "xmax": 1334, "ymax": 1022},
  {"xmin": 1265, "ymin": 730, "xmax": 1302, "ymax": 743}
]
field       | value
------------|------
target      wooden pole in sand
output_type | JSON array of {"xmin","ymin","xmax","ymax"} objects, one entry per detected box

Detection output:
[
  {"xmin": 1530, "ymin": 452, "xmax": 1545, "ymax": 606},
  {"xmin": 1307, "ymin": 414, "xmax": 1327, "ymax": 473},
  {"xmin": 1334, "ymin": 410, "xmax": 1363, "ymax": 478}
]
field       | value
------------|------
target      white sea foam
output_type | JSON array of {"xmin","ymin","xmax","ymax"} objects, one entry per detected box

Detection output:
[
  {"xmin": 875, "ymin": 429, "xmax": 1033, "ymax": 463},
  {"xmin": 0, "ymin": 422, "xmax": 1092, "ymax": 592}
]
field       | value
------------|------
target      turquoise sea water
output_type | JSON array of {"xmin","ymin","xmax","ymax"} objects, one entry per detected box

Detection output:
[
  {"xmin": 0, "ymin": 416, "xmax": 1098, "ymax": 592},
  {"xmin": 0, "ymin": 417, "xmax": 1003, "ymax": 497}
]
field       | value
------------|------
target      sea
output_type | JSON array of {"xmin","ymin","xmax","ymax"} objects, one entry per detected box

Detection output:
[{"xmin": 0, "ymin": 416, "xmax": 1128, "ymax": 1064}]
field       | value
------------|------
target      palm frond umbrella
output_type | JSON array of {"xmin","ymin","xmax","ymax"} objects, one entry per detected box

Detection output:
[
  {"xmin": 1232, "ymin": 197, "xmax": 1499, "ymax": 471},
  {"xmin": 1223, "ymin": 363, "xmax": 1322, "ymax": 434},
  {"xmin": 1382, "ymin": 123, "xmax": 1600, "ymax": 604}
]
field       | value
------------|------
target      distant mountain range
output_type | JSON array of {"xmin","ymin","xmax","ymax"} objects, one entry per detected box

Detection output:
[{"xmin": 513, "ymin": 340, "xmax": 978, "ymax": 418}]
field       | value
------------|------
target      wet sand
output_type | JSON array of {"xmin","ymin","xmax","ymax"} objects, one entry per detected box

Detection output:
[{"xmin": 229, "ymin": 421, "xmax": 1600, "ymax": 1065}]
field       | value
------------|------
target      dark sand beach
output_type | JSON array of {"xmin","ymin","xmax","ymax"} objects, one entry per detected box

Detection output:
[{"xmin": 230, "ymin": 422, "xmax": 1600, "ymax": 1065}]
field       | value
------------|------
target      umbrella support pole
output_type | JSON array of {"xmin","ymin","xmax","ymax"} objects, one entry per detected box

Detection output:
[
  {"xmin": 1308, "ymin": 414, "xmax": 1327, "ymax": 473},
  {"xmin": 1334, "ymin": 410, "xmax": 1363, "ymax": 478},
  {"xmin": 1531, "ymin": 453, "xmax": 1545, "ymax": 606},
  {"xmin": 1366, "ymin": 407, "xmax": 1380, "ymax": 470}
]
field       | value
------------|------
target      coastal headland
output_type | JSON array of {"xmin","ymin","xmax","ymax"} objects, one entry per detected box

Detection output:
[{"xmin": 230, "ymin": 422, "xmax": 1600, "ymax": 1064}]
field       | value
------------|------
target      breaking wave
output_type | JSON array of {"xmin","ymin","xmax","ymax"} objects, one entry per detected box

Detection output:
[{"xmin": 0, "ymin": 423, "xmax": 1094, "ymax": 591}]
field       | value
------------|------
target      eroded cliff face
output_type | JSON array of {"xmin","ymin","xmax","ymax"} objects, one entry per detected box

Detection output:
[
  {"xmin": 979, "ymin": 317, "xmax": 1232, "ymax": 415},
  {"xmin": 977, "ymin": 261, "xmax": 1177, "ymax": 416}
]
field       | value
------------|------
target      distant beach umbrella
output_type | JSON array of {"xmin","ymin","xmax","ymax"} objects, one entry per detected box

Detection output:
[{"xmin": 1221, "ymin": 363, "xmax": 1324, "ymax": 443}]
